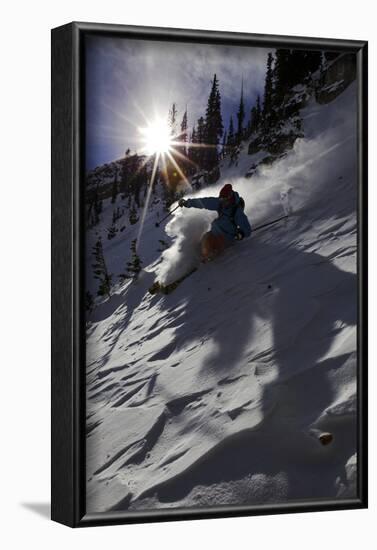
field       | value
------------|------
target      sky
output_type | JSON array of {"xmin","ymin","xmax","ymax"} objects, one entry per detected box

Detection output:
[{"xmin": 85, "ymin": 34, "xmax": 270, "ymax": 170}]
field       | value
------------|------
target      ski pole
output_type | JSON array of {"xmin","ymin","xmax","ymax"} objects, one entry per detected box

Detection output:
[
  {"xmin": 253, "ymin": 215, "xmax": 288, "ymax": 233},
  {"xmin": 155, "ymin": 204, "xmax": 181, "ymax": 227}
]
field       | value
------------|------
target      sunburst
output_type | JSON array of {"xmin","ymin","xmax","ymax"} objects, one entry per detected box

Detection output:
[{"xmin": 139, "ymin": 118, "xmax": 173, "ymax": 156}]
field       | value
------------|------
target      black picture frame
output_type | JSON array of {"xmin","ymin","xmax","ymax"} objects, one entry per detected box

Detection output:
[{"xmin": 51, "ymin": 21, "xmax": 368, "ymax": 528}]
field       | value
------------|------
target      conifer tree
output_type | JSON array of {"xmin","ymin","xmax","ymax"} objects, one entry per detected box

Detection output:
[
  {"xmin": 112, "ymin": 207, "xmax": 122, "ymax": 223},
  {"xmin": 285, "ymin": 50, "xmax": 320, "ymax": 89},
  {"xmin": 119, "ymin": 239, "xmax": 142, "ymax": 281},
  {"xmin": 249, "ymin": 106, "xmax": 257, "ymax": 135},
  {"xmin": 107, "ymin": 209, "xmax": 119, "ymax": 240},
  {"xmin": 107, "ymin": 224, "xmax": 117, "ymax": 240},
  {"xmin": 273, "ymin": 49, "xmax": 292, "ymax": 106},
  {"xmin": 92, "ymin": 238, "xmax": 112, "ymax": 298},
  {"xmin": 91, "ymin": 186, "xmax": 102, "ymax": 226},
  {"xmin": 227, "ymin": 116, "xmax": 235, "ymax": 147},
  {"xmin": 188, "ymin": 126, "xmax": 197, "ymax": 164},
  {"xmin": 221, "ymin": 130, "xmax": 227, "ymax": 158},
  {"xmin": 165, "ymin": 103, "xmax": 183, "ymax": 190},
  {"xmin": 120, "ymin": 149, "xmax": 135, "ymax": 199},
  {"xmin": 255, "ymin": 96, "xmax": 262, "ymax": 129},
  {"xmin": 263, "ymin": 53, "xmax": 274, "ymax": 125},
  {"xmin": 111, "ymin": 172, "xmax": 118, "ymax": 203},
  {"xmin": 163, "ymin": 185, "xmax": 176, "ymax": 210},
  {"xmin": 180, "ymin": 108, "xmax": 188, "ymax": 156},
  {"xmin": 247, "ymin": 95, "xmax": 263, "ymax": 137},
  {"xmin": 203, "ymin": 74, "xmax": 223, "ymax": 172},
  {"xmin": 168, "ymin": 103, "xmax": 178, "ymax": 136},
  {"xmin": 196, "ymin": 117, "xmax": 205, "ymax": 142},
  {"xmin": 129, "ymin": 204, "xmax": 138, "ymax": 225},
  {"xmin": 236, "ymin": 81, "xmax": 245, "ymax": 144},
  {"xmin": 196, "ymin": 116, "xmax": 206, "ymax": 168}
]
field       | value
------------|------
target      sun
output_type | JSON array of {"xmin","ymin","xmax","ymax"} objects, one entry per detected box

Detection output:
[{"xmin": 139, "ymin": 118, "xmax": 172, "ymax": 156}]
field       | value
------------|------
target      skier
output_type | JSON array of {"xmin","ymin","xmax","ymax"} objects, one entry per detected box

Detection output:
[{"xmin": 179, "ymin": 183, "xmax": 252, "ymax": 262}]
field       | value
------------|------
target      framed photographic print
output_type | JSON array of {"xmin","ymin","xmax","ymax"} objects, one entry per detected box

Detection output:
[{"xmin": 51, "ymin": 22, "xmax": 368, "ymax": 527}]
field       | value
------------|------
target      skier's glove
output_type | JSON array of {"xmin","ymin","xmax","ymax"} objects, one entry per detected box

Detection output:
[
  {"xmin": 179, "ymin": 198, "xmax": 187, "ymax": 207},
  {"xmin": 235, "ymin": 230, "xmax": 245, "ymax": 241}
]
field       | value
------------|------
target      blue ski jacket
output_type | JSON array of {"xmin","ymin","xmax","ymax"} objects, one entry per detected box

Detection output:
[{"xmin": 185, "ymin": 192, "xmax": 252, "ymax": 241}]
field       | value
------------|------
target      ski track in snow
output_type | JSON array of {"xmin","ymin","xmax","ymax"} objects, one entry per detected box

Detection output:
[{"xmin": 85, "ymin": 83, "xmax": 358, "ymax": 513}]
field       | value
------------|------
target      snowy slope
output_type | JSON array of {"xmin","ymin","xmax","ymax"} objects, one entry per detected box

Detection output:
[{"xmin": 86, "ymin": 83, "xmax": 358, "ymax": 513}]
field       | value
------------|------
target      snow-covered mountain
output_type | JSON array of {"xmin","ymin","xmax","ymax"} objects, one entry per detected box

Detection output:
[{"xmin": 85, "ymin": 75, "xmax": 358, "ymax": 513}]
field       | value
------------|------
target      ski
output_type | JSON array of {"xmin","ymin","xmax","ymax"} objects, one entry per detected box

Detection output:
[{"xmin": 149, "ymin": 267, "xmax": 198, "ymax": 295}]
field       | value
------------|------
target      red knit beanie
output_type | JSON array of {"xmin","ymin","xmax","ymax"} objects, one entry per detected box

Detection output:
[{"xmin": 219, "ymin": 183, "xmax": 233, "ymax": 199}]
